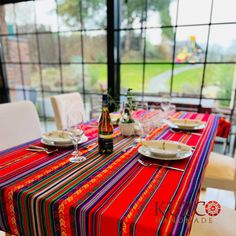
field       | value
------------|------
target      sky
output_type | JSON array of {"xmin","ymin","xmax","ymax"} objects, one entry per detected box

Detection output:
[{"xmin": 5, "ymin": 0, "xmax": 236, "ymax": 48}]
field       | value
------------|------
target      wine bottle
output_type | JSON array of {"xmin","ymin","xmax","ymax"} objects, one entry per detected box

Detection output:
[{"xmin": 98, "ymin": 94, "xmax": 114, "ymax": 154}]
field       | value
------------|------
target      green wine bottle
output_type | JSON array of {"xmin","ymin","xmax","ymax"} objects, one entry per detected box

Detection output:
[{"xmin": 98, "ymin": 94, "xmax": 114, "ymax": 154}]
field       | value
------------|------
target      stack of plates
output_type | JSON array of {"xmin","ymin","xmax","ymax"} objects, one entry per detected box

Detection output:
[
  {"xmin": 41, "ymin": 130, "xmax": 88, "ymax": 147},
  {"xmin": 138, "ymin": 140, "xmax": 193, "ymax": 160},
  {"xmin": 167, "ymin": 119, "xmax": 205, "ymax": 131}
]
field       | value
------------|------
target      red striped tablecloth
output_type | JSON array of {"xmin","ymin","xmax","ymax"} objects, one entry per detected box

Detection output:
[{"xmin": 0, "ymin": 111, "xmax": 219, "ymax": 236}]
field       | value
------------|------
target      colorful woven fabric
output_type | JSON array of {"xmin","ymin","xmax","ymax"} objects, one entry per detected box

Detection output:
[{"xmin": 0, "ymin": 111, "xmax": 218, "ymax": 236}]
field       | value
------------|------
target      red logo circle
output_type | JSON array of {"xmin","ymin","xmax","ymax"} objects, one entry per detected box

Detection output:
[{"xmin": 205, "ymin": 201, "xmax": 221, "ymax": 216}]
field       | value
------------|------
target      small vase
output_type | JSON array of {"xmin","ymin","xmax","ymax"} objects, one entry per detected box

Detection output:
[{"xmin": 119, "ymin": 122, "xmax": 135, "ymax": 136}]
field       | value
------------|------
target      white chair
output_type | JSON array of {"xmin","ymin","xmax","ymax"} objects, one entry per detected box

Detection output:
[
  {"xmin": 202, "ymin": 151, "xmax": 236, "ymax": 209},
  {"xmin": 50, "ymin": 92, "xmax": 86, "ymax": 130},
  {"xmin": 190, "ymin": 206, "xmax": 236, "ymax": 236},
  {"xmin": 0, "ymin": 101, "xmax": 41, "ymax": 151}
]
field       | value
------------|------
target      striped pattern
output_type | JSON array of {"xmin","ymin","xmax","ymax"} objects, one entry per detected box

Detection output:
[{"xmin": 0, "ymin": 111, "xmax": 218, "ymax": 236}]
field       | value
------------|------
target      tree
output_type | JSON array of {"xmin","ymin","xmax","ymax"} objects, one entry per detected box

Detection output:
[{"xmin": 58, "ymin": 0, "xmax": 173, "ymax": 46}]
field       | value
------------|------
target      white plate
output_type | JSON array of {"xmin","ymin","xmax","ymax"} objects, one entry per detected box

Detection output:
[
  {"xmin": 138, "ymin": 146, "xmax": 192, "ymax": 160},
  {"xmin": 41, "ymin": 135, "xmax": 88, "ymax": 147},
  {"xmin": 166, "ymin": 119, "xmax": 205, "ymax": 131},
  {"xmin": 142, "ymin": 140, "xmax": 192, "ymax": 157},
  {"xmin": 42, "ymin": 130, "xmax": 72, "ymax": 144}
]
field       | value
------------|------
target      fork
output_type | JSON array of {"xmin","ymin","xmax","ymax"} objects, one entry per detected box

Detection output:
[
  {"xmin": 26, "ymin": 148, "xmax": 58, "ymax": 154},
  {"xmin": 138, "ymin": 159, "xmax": 184, "ymax": 172}
]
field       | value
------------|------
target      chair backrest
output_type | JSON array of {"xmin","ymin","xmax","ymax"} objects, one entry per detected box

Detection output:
[
  {"xmin": 50, "ymin": 92, "xmax": 86, "ymax": 130},
  {"xmin": 0, "ymin": 101, "xmax": 41, "ymax": 151}
]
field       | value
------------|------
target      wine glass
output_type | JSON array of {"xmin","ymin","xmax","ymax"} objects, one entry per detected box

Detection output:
[
  {"xmin": 161, "ymin": 95, "xmax": 171, "ymax": 112},
  {"xmin": 67, "ymin": 111, "xmax": 86, "ymax": 163}
]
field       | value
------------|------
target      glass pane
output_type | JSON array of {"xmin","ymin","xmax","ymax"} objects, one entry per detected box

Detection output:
[
  {"xmin": 18, "ymin": 34, "xmax": 38, "ymax": 63},
  {"xmin": 35, "ymin": 0, "xmax": 58, "ymax": 32},
  {"xmin": 15, "ymin": 1, "xmax": 36, "ymax": 33},
  {"xmin": 38, "ymin": 92, "xmax": 58, "ymax": 127},
  {"xmin": 146, "ymin": 28, "xmax": 174, "ymax": 62},
  {"xmin": 175, "ymin": 26, "xmax": 208, "ymax": 63},
  {"xmin": 178, "ymin": 0, "xmax": 212, "ymax": 25},
  {"xmin": 61, "ymin": 64, "xmax": 83, "ymax": 92},
  {"xmin": 121, "ymin": 29, "xmax": 144, "ymax": 62},
  {"xmin": 0, "ymin": 4, "xmax": 16, "ymax": 35},
  {"xmin": 41, "ymin": 65, "xmax": 61, "ymax": 92},
  {"xmin": 25, "ymin": 64, "xmax": 41, "ymax": 92},
  {"xmin": 144, "ymin": 64, "xmax": 172, "ymax": 94},
  {"xmin": 212, "ymin": 0, "xmax": 236, "ymax": 23},
  {"xmin": 60, "ymin": 32, "xmax": 81, "ymax": 63},
  {"xmin": 38, "ymin": 33, "xmax": 59, "ymax": 63},
  {"xmin": 9, "ymin": 89, "xmax": 25, "ymax": 102},
  {"xmin": 208, "ymin": 24, "xmax": 236, "ymax": 62},
  {"xmin": 147, "ymin": 0, "xmax": 177, "ymax": 27},
  {"xmin": 204, "ymin": 65, "xmax": 235, "ymax": 106},
  {"xmin": 5, "ymin": 64, "xmax": 22, "ymax": 89},
  {"xmin": 82, "ymin": 0, "xmax": 107, "ymax": 29},
  {"xmin": 121, "ymin": 64, "xmax": 143, "ymax": 93},
  {"xmin": 172, "ymin": 64, "xmax": 204, "ymax": 97},
  {"xmin": 57, "ymin": 0, "xmax": 82, "ymax": 31},
  {"xmin": 120, "ymin": 0, "xmax": 145, "ymax": 29},
  {"xmin": 86, "ymin": 64, "xmax": 107, "ymax": 92},
  {"xmin": 1, "ymin": 36, "xmax": 19, "ymax": 62},
  {"xmin": 83, "ymin": 30, "xmax": 107, "ymax": 63}
]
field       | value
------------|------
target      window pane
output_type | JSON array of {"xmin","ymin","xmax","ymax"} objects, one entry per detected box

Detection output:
[
  {"xmin": 120, "ymin": 0, "xmax": 145, "ymax": 29},
  {"xmin": 60, "ymin": 32, "xmax": 81, "ymax": 63},
  {"xmin": 147, "ymin": 0, "xmax": 177, "ymax": 27},
  {"xmin": 41, "ymin": 65, "xmax": 61, "ymax": 92},
  {"xmin": 0, "ymin": 4, "xmax": 15, "ymax": 35},
  {"xmin": 1, "ymin": 36, "xmax": 19, "ymax": 62},
  {"xmin": 83, "ymin": 30, "xmax": 107, "ymax": 63},
  {"xmin": 38, "ymin": 33, "xmax": 59, "ymax": 63},
  {"xmin": 208, "ymin": 24, "xmax": 236, "ymax": 62},
  {"xmin": 178, "ymin": 0, "xmax": 212, "ymax": 25},
  {"xmin": 204, "ymin": 65, "xmax": 235, "ymax": 106},
  {"xmin": 175, "ymin": 26, "xmax": 208, "ymax": 63},
  {"xmin": 15, "ymin": 1, "xmax": 36, "ymax": 33},
  {"xmin": 172, "ymin": 64, "xmax": 204, "ymax": 97},
  {"xmin": 6, "ymin": 64, "xmax": 22, "ymax": 89},
  {"xmin": 146, "ymin": 28, "xmax": 174, "ymax": 62},
  {"xmin": 86, "ymin": 64, "xmax": 107, "ymax": 93},
  {"xmin": 121, "ymin": 64, "xmax": 143, "ymax": 93},
  {"xmin": 61, "ymin": 64, "xmax": 83, "ymax": 92},
  {"xmin": 35, "ymin": 0, "xmax": 58, "ymax": 32},
  {"xmin": 18, "ymin": 34, "xmax": 38, "ymax": 63},
  {"xmin": 212, "ymin": 0, "xmax": 236, "ymax": 23},
  {"xmin": 144, "ymin": 64, "xmax": 172, "ymax": 94},
  {"xmin": 121, "ymin": 29, "xmax": 144, "ymax": 62},
  {"xmin": 82, "ymin": 0, "xmax": 107, "ymax": 29}
]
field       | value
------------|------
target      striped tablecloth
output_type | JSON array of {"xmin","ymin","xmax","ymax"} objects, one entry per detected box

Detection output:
[{"xmin": 0, "ymin": 111, "xmax": 219, "ymax": 236}]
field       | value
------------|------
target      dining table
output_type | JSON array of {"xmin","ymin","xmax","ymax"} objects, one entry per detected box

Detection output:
[{"xmin": 0, "ymin": 110, "xmax": 219, "ymax": 236}]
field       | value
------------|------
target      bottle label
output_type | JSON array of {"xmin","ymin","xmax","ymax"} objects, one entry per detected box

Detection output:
[
  {"xmin": 98, "ymin": 135, "xmax": 113, "ymax": 154},
  {"xmin": 99, "ymin": 134, "xmax": 113, "ymax": 139}
]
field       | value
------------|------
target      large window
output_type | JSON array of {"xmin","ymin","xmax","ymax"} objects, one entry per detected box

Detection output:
[
  {"xmin": 0, "ymin": 0, "xmax": 107, "ymax": 130},
  {"xmin": 0, "ymin": 0, "xmax": 236, "ymax": 130}
]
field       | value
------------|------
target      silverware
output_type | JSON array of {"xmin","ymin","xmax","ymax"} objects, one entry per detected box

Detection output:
[
  {"xmin": 29, "ymin": 145, "xmax": 46, "ymax": 150},
  {"xmin": 26, "ymin": 148, "xmax": 58, "ymax": 154},
  {"xmin": 138, "ymin": 159, "xmax": 184, "ymax": 172}
]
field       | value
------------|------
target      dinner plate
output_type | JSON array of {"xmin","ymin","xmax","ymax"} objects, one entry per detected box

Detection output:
[
  {"xmin": 167, "ymin": 119, "xmax": 205, "ymax": 131},
  {"xmin": 139, "ymin": 140, "xmax": 193, "ymax": 160},
  {"xmin": 41, "ymin": 135, "xmax": 88, "ymax": 147},
  {"xmin": 138, "ymin": 146, "xmax": 192, "ymax": 160}
]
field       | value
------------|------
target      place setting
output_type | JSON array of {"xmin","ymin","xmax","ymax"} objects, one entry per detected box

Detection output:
[{"xmin": 137, "ymin": 139, "xmax": 194, "ymax": 172}]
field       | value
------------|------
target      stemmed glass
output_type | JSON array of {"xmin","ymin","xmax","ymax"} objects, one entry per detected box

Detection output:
[
  {"xmin": 67, "ymin": 111, "xmax": 86, "ymax": 163},
  {"xmin": 161, "ymin": 95, "xmax": 171, "ymax": 112}
]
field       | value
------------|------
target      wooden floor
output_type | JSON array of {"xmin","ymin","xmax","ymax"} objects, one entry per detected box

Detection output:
[{"xmin": 0, "ymin": 188, "xmax": 234, "ymax": 236}]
